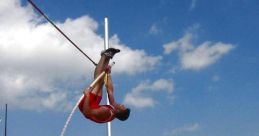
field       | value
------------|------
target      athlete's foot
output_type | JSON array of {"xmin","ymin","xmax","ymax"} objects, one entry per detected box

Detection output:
[{"xmin": 101, "ymin": 48, "xmax": 120, "ymax": 59}]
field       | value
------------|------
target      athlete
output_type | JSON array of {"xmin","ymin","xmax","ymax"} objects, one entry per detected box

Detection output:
[{"xmin": 78, "ymin": 48, "xmax": 130, "ymax": 123}]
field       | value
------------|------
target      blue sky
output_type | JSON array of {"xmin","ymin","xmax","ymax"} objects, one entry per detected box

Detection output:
[{"xmin": 0, "ymin": 0, "xmax": 259, "ymax": 136}]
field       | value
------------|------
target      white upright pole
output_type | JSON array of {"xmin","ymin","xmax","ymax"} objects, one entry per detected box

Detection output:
[
  {"xmin": 104, "ymin": 18, "xmax": 109, "ymax": 50},
  {"xmin": 104, "ymin": 17, "xmax": 112, "ymax": 136}
]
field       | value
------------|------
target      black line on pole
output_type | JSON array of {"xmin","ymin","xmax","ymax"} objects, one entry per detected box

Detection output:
[{"xmin": 28, "ymin": 0, "xmax": 97, "ymax": 66}]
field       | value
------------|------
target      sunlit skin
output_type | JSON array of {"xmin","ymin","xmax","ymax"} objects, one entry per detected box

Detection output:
[{"xmin": 79, "ymin": 50, "xmax": 128, "ymax": 122}]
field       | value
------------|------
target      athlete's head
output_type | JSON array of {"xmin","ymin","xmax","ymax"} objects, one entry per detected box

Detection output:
[{"xmin": 115, "ymin": 105, "xmax": 130, "ymax": 121}]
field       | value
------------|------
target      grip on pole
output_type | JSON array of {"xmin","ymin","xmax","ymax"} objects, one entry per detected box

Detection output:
[{"xmin": 88, "ymin": 62, "xmax": 115, "ymax": 90}]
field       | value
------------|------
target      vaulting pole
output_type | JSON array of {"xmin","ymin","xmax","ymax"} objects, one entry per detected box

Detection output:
[{"xmin": 104, "ymin": 17, "xmax": 112, "ymax": 136}]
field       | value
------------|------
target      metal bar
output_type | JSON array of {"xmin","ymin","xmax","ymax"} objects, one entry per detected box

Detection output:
[{"xmin": 104, "ymin": 17, "xmax": 112, "ymax": 136}]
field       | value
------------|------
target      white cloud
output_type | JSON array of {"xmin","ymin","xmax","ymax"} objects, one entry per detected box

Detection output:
[
  {"xmin": 163, "ymin": 30, "xmax": 234, "ymax": 70},
  {"xmin": 124, "ymin": 79, "xmax": 174, "ymax": 108},
  {"xmin": 212, "ymin": 75, "xmax": 220, "ymax": 82},
  {"xmin": 132, "ymin": 79, "xmax": 174, "ymax": 94},
  {"xmin": 0, "ymin": 0, "xmax": 161, "ymax": 111},
  {"xmin": 181, "ymin": 41, "xmax": 234, "ymax": 70},
  {"xmin": 123, "ymin": 93, "xmax": 155, "ymax": 108},
  {"xmin": 164, "ymin": 123, "xmax": 200, "ymax": 136},
  {"xmin": 149, "ymin": 24, "xmax": 161, "ymax": 35},
  {"xmin": 190, "ymin": 0, "xmax": 197, "ymax": 11},
  {"xmin": 110, "ymin": 35, "xmax": 162, "ymax": 75},
  {"xmin": 163, "ymin": 33, "xmax": 193, "ymax": 54}
]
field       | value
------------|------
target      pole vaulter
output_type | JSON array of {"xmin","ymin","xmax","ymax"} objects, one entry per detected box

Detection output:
[
  {"xmin": 61, "ymin": 62, "xmax": 115, "ymax": 136},
  {"xmin": 27, "ymin": 1, "xmax": 131, "ymax": 136},
  {"xmin": 27, "ymin": 0, "xmax": 97, "ymax": 66},
  {"xmin": 61, "ymin": 48, "xmax": 130, "ymax": 136}
]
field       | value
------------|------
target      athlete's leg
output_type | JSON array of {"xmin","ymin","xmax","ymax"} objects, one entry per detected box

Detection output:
[
  {"xmin": 79, "ymin": 55, "xmax": 110, "ymax": 114},
  {"xmin": 91, "ymin": 48, "xmax": 120, "ymax": 96},
  {"xmin": 80, "ymin": 48, "xmax": 120, "ymax": 115},
  {"xmin": 91, "ymin": 55, "xmax": 110, "ymax": 96}
]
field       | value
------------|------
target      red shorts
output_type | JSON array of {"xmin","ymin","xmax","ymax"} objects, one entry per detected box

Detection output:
[
  {"xmin": 79, "ymin": 92, "xmax": 102, "ymax": 111},
  {"xmin": 78, "ymin": 92, "xmax": 115, "ymax": 123}
]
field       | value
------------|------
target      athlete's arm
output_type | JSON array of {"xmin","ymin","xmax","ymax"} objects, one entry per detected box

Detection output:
[{"xmin": 105, "ymin": 74, "xmax": 118, "ymax": 107}]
